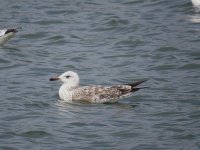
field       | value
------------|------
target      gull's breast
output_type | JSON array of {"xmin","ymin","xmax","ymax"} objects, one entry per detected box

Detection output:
[
  {"xmin": 0, "ymin": 32, "xmax": 15, "ymax": 45},
  {"xmin": 59, "ymin": 85, "xmax": 73, "ymax": 102}
]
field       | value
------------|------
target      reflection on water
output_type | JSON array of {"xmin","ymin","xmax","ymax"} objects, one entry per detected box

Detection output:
[{"xmin": 187, "ymin": 15, "xmax": 200, "ymax": 23}]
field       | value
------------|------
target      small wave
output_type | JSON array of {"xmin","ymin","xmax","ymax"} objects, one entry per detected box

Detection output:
[
  {"xmin": 20, "ymin": 130, "xmax": 51, "ymax": 138},
  {"xmin": 187, "ymin": 15, "xmax": 200, "ymax": 23},
  {"xmin": 179, "ymin": 63, "xmax": 200, "ymax": 70},
  {"xmin": 150, "ymin": 64, "xmax": 176, "ymax": 70}
]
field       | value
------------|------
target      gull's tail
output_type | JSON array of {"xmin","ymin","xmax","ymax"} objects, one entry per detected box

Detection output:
[{"xmin": 127, "ymin": 79, "xmax": 148, "ymax": 92}]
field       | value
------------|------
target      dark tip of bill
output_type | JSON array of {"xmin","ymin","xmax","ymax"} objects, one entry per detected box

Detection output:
[
  {"xmin": 49, "ymin": 77, "xmax": 54, "ymax": 81},
  {"xmin": 49, "ymin": 77, "xmax": 58, "ymax": 81}
]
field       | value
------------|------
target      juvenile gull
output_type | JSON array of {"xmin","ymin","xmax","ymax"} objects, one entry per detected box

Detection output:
[
  {"xmin": 50, "ymin": 71, "xmax": 147, "ymax": 103},
  {"xmin": 0, "ymin": 27, "xmax": 22, "ymax": 46}
]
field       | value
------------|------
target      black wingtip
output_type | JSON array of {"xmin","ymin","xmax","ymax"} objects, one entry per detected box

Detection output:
[
  {"xmin": 131, "ymin": 88, "xmax": 141, "ymax": 92},
  {"xmin": 127, "ymin": 79, "xmax": 148, "ymax": 88},
  {"xmin": 131, "ymin": 86, "xmax": 149, "ymax": 92}
]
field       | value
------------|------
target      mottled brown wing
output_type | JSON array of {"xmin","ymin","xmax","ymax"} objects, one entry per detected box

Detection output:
[
  {"xmin": 72, "ymin": 86, "xmax": 126, "ymax": 102},
  {"xmin": 71, "ymin": 80, "xmax": 147, "ymax": 103}
]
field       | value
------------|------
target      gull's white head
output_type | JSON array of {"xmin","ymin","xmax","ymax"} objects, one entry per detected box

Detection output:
[{"xmin": 50, "ymin": 71, "xmax": 79, "ymax": 89}]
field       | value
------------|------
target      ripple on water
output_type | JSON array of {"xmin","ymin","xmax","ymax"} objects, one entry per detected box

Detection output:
[
  {"xmin": 0, "ymin": 146, "xmax": 18, "ymax": 150},
  {"xmin": 0, "ymin": 58, "xmax": 10, "ymax": 64},
  {"xmin": 105, "ymin": 17, "xmax": 130, "ymax": 26},
  {"xmin": 20, "ymin": 131, "xmax": 51, "ymax": 138},
  {"xmin": 45, "ymin": 10, "xmax": 77, "ymax": 15},
  {"xmin": 150, "ymin": 64, "xmax": 177, "ymax": 70},
  {"xmin": 21, "ymin": 32, "xmax": 48, "ymax": 39},
  {"xmin": 43, "ymin": 35, "xmax": 66, "ymax": 45},
  {"xmin": 34, "ymin": 20, "xmax": 64, "ymax": 25},
  {"xmin": 46, "ymin": 35, "xmax": 65, "ymax": 40},
  {"xmin": 179, "ymin": 63, "xmax": 200, "ymax": 70},
  {"xmin": 155, "ymin": 46, "xmax": 180, "ymax": 52}
]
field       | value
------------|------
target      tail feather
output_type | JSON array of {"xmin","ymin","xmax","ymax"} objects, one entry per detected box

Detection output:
[
  {"xmin": 127, "ymin": 79, "xmax": 147, "ymax": 88},
  {"xmin": 128, "ymin": 80, "xmax": 148, "ymax": 93},
  {"xmin": 131, "ymin": 87, "xmax": 148, "ymax": 92},
  {"xmin": 131, "ymin": 88, "xmax": 141, "ymax": 92},
  {"xmin": 114, "ymin": 80, "xmax": 148, "ymax": 96}
]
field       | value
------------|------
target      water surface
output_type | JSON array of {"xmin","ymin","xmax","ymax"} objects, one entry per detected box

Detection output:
[{"xmin": 0, "ymin": 0, "xmax": 200, "ymax": 149}]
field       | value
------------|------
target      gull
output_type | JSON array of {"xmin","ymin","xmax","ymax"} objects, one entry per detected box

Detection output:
[
  {"xmin": 49, "ymin": 71, "xmax": 147, "ymax": 103},
  {"xmin": 191, "ymin": 0, "xmax": 200, "ymax": 8},
  {"xmin": 0, "ymin": 27, "xmax": 22, "ymax": 46}
]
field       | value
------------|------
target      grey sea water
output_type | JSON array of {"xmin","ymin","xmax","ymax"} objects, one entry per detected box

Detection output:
[{"xmin": 0, "ymin": 0, "xmax": 200, "ymax": 149}]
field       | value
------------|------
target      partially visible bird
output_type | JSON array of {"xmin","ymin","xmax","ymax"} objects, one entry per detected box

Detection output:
[
  {"xmin": 0, "ymin": 27, "xmax": 22, "ymax": 46},
  {"xmin": 191, "ymin": 0, "xmax": 200, "ymax": 8}
]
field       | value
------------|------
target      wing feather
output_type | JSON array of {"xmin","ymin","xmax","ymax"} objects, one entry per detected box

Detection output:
[
  {"xmin": 72, "ymin": 85, "xmax": 133, "ymax": 103},
  {"xmin": 71, "ymin": 80, "xmax": 147, "ymax": 103}
]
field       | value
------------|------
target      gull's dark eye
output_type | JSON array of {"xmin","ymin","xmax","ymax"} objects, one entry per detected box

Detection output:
[{"xmin": 66, "ymin": 75, "xmax": 70, "ymax": 78}]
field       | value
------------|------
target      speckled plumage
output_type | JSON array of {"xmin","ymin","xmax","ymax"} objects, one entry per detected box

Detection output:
[{"xmin": 72, "ymin": 85, "xmax": 132, "ymax": 103}]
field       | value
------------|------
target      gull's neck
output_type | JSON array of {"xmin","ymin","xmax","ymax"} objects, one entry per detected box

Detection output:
[{"xmin": 0, "ymin": 32, "xmax": 15, "ymax": 45}]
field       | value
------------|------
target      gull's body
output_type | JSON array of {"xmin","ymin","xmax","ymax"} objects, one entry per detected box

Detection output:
[
  {"xmin": 50, "ymin": 71, "xmax": 147, "ymax": 103},
  {"xmin": 0, "ymin": 27, "xmax": 22, "ymax": 46}
]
